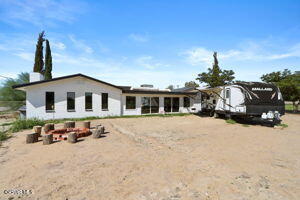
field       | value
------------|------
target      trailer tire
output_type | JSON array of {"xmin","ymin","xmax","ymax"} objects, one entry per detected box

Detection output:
[{"xmin": 225, "ymin": 114, "xmax": 231, "ymax": 119}]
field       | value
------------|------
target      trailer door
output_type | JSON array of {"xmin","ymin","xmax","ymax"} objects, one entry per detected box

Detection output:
[{"xmin": 224, "ymin": 88, "xmax": 231, "ymax": 111}]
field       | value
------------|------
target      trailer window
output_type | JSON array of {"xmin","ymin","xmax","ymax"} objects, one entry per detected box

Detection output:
[{"xmin": 226, "ymin": 89, "xmax": 230, "ymax": 98}]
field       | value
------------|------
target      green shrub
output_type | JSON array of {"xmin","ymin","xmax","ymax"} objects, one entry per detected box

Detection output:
[
  {"xmin": 0, "ymin": 130, "xmax": 10, "ymax": 141},
  {"xmin": 277, "ymin": 123, "xmax": 288, "ymax": 128},
  {"xmin": 10, "ymin": 118, "xmax": 46, "ymax": 133},
  {"xmin": 226, "ymin": 119, "xmax": 237, "ymax": 124}
]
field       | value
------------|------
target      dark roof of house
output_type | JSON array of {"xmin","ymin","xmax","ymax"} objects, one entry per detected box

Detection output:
[
  {"xmin": 118, "ymin": 86, "xmax": 132, "ymax": 90},
  {"xmin": 12, "ymin": 73, "xmax": 123, "ymax": 90},
  {"xmin": 172, "ymin": 86, "xmax": 196, "ymax": 92},
  {"xmin": 122, "ymin": 89, "xmax": 197, "ymax": 95}
]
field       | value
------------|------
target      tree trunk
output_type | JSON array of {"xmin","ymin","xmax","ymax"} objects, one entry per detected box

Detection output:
[
  {"xmin": 33, "ymin": 126, "xmax": 42, "ymax": 137},
  {"xmin": 92, "ymin": 129, "xmax": 102, "ymax": 138},
  {"xmin": 83, "ymin": 121, "xmax": 91, "ymax": 129},
  {"xmin": 26, "ymin": 133, "xmax": 38, "ymax": 144},
  {"xmin": 44, "ymin": 123, "xmax": 55, "ymax": 133},
  {"xmin": 64, "ymin": 121, "xmax": 75, "ymax": 128},
  {"xmin": 293, "ymin": 101, "xmax": 296, "ymax": 113},
  {"xmin": 67, "ymin": 132, "xmax": 77, "ymax": 143},
  {"xmin": 42, "ymin": 134, "xmax": 53, "ymax": 145}
]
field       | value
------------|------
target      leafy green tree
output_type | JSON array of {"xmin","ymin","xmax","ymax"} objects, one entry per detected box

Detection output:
[
  {"xmin": 196, "ymin": 52, "xmax": 235, "ymax": 87},
  {"xmin": 261, "ymin": 70, "xmax": 300, "ymax": 111},
  {"xmin": 261, "ymin": 69, "xmax": 291, "ymax": 83},
  {"xmin": 33, "ymin": 31, "xmax": 45, "ymax": 73},
  {"xmin": 166, "ymin": 85, "xmax": 174, "ymax": 90},
  {"xmin": 184, "ymin": 81, "xmax": 199, "ymax": 88},
  {"xmin": 0, "ymin": 72, "xmax": 29, "ymax": 110},
  {"xmin": 44, "ymin": 39, "xmax": 53, "ymax": 80}
]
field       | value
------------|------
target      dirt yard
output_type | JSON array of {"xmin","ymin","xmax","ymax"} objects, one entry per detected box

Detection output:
[{"xmin": 0, "ymin": 114, "xmax": 299, "ymax": 200}]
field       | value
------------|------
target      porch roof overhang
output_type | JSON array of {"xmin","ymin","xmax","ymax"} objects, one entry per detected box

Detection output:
[{"xmin": 122, "ymin": 89, "xmax": 197, "ymax": 95}]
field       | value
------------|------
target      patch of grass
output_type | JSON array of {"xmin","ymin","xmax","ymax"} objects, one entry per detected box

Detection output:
[
  {"xmin": 9, "ymin": 118, "xmax": 46, "ymax": 133},
  {"xmin": 0, "ymin": 130, "xmax": 10, "ymax": 141},
  {"xmin": 277, "ymin": 123, "xmax": 288, "ymax": 128},
  {"xmin": 242, "ymin": 124, "xmax": 250, "ymax": 127},
  {"xmin": 0, "ymin": 122, "xmax": 13, "ymax": 126},
  {"xmin": 8, "ymin": 113, "xmax": 191, "ymax": 132},
  {"xmin": 285, "ymin": 104, "xmax": 293, "ymax": 111},
  {"xmin": 226, "ymin": 119, "xmax": 237, "ymax": 124}
]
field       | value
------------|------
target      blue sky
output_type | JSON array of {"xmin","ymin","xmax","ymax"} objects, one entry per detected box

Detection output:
[{"xmin": 0, "ymin": 0, "xmax": 299, "ymax": 88}]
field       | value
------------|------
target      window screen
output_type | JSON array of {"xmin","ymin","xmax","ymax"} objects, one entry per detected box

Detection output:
[
  {"xmin": 102, "ymin": 93, "xmax": 108, "ymax": 110},
  {"xmin": 184, "ymin": 97, "xmax": 190, "ymax": 108},
  {"xmin": 85, "ymin": 92, "xmax": 93, "ymax": 110},
  {"xmin": 67, "ymin": 92, "xmax": 75, "ymax": 111},
  {"xmin": 45, "ymin": 92, "xmax": 55, "ymax": 111},
  {"xmin": 126, "ymin": 96, "xmax": 136, "ymax": 109}
]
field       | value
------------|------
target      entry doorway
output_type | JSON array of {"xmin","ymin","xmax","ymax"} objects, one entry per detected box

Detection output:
[
  {"xmin": 141, "ymin": 97, "xmax": 159, "ymax": 114},
  {"xmin": 164, "ymin": 97, "xmax": 179, "ymax": 113}
]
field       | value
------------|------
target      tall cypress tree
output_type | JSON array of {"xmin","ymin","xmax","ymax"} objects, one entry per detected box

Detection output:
[
  {"xmin": 211, "ymin": 52, "xmax": 223, "ymax": 87},
  {"xmin": 33, "ymin": 31, "xmax": 45, "ymax": 73},
  {"xmin": 196, "ymin": 52, "xmax": 235, "ymax": 87},
  {"xmin": 44, "ymin": 39, "xmax": 53, "ymax": 80}
]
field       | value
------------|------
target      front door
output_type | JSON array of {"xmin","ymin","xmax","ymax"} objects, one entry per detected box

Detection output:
[
  {"xmin": 141, "ymin": 97, "xmax": 151, "ymax": 114},
  {"xmin": 172, "ymin": 97, "xmax": 179, "ymax": 112}
]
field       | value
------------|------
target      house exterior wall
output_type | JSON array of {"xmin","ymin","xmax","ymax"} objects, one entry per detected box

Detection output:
[
  {"xmin": 26, "ymin": 77, "xmax": 122, "ymax": 120},
  {"xmin": 122, "ymin": 93, "xmax": 201, "ymax": 115}
]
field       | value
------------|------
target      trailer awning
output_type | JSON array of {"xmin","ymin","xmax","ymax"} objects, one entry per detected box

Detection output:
[{"xmin": 198, "ymin": 87, "xmax": 222, "ymax": 95}]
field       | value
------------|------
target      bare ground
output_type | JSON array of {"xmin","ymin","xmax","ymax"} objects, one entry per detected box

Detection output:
[{"xmin": 0, "ymin": 114, "xmax": 299, "ymax": 200}]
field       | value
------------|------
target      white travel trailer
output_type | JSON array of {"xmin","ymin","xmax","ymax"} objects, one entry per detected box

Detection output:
[{"xmin": 199, "ymin": 82, "xmax": 285, "ymax": 124}]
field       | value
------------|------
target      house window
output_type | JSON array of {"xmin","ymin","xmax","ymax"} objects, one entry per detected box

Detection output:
[
  {"xmin": 85, "ymin": 92, "xmax": 93, "ymax": 110},
  {"xmin": 164, "ymin": 97, "xmax": 172, "ymax": 112},
  {"xmin": 150, "ymin": 97, "xmax": 159, "ymax": 113},
  {"xmin": 141, "ymin": 97, "xmax": 150, "ymax": 114},
  {"xmin": 164, "ymin": 97, "xmax": 179, "ymax": 112},
  {"xmin": 184, "ymin": 97, "xmax": 190, "ymax": 108},
  {"xmin": 126, "ymin": 96, "xmax": 136, "ymax": 109},
  {"xmin": 102, "ymin": 93, "xmax": 108, "ymax": 110},
  {"xmin": 67, "ymin": 92, "xmax": 75, "ymax": 111},
  {"xmin": 172, "ymin": 97, "xmax": 180, "ymax": 112},
  {"xmin": 45, "ymin": 92, "xmax": 55, "ymax": 111}
]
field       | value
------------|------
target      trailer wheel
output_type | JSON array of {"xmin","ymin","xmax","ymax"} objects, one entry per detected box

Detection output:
[{"xmin": 225, "ymin": 114, "xmax": 231, "ymax": 119}]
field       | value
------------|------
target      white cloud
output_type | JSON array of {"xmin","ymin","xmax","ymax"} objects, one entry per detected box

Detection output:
[
  {"xmin": 182, "ymin": 41, "xmax": 300, "ymax": 67},
  {"xmin": 135, "ymin": 56, "xmax": 167, "ymax": 69},
  {"xmin": 182, "ymin": 47, "xmax": 213, "ymax": 66},
  {"xmin": 51, "ymin": 41, "xmax": 66, "ymax": 50},
  {"xmin": 129, "ymin": 33, "xmax": 149, "ymax": 42},
  {"xmin": 0, "ymin": 0, "xmax": 87, "ymax": 26},
  {"xmin": 14, "ymin": 52, "xmax": 34, "ymax": 61},
  {"xmin": 69, "ymin": 35, "xmax": 93, "ymax": 54}
]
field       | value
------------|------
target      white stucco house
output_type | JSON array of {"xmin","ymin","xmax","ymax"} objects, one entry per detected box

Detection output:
[{"xmin": 13, "ymin": 73, "xmax": 201, "ymax": 120}]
